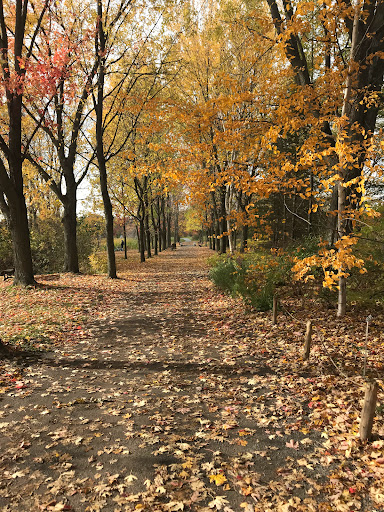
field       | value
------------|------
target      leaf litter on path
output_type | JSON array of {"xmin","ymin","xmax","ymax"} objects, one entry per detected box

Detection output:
[{"xmin": 0, "ymin": 247, "xmax": 383, "ymax": 511}]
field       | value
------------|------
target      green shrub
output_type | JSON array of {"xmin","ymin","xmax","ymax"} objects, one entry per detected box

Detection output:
[
  {"xmin": 209, "ymin": 256, "xmax": 239, "ymax": 294},
  {"xmin": 208, "ymin": 250, "xmax": 292, "ymax": 311},
  {"xmin": 250, "ymin": 283, "xmax": 275, "ymax": 311}
]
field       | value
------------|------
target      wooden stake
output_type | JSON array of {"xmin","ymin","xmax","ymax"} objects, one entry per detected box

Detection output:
[
  {"xmin": 303, "ymin": 320, "xmax": 312, "ymax": 360},
  {"xmin": 272, "ymin": 295, "xmax": 278, "ymax": 325},
  {"xmin": 359, "ymin": 380, "xmax": 378, "ymax": 442}
]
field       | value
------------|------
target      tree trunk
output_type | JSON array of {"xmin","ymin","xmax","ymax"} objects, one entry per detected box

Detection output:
[
  {"xmin": 101, "ymin": 177, "xmax": 117, "ymax": 278},
  {"xmin": 308, "ymin": 171, "xmax": 313, "ymax": 235},
  {"xmin": 158, "ymin": 215, "xmax": 163, "ymax": 252},
  {"xmin": 156, "ymin": 197, "xmax": 162, "ymax": 252},
  {"xmin": 208, "ymin": 227, "xmax": 213, "ymax": 250},
  {"xmin": 210, "ymin": 192, "xmax": 220, "ymax": 253},
  {"xmin": 337, "ymin": 179, "xmax": 348, "ymax": 317},
  {"xmin": 291, "ymin": 194, "xmax": 297, "ymax": 240},
  {"xmin": 240, "ymin": 224, "xmax": 248, "ymax": 253},
  {"xmin": 225, "ymin": 184, "xmax": 234, "ymax": 254},
  {"xmin": 123, "ymin": 215, "xmax": 127, "ymax": 259},
  {"xmin": 166, "ymin": 211, "xmax": 172, "ymax": 247},
  {"xmin": 97, "ymin": 152, "xmax": 116, "ymax": 277},
  {"xmin": 220, "ymin": 186, "xmax": 227, "ymax": 254},
  {"xmin": 138, "ymin": 219, "xmax": 145, "ymax": 263},
  {"xmin": 143, "ymin": 177, "xmax": 151, "ymax": 259},
  {"xmin": 174, "ymin": 201, "xmax": 179, "ymax": 244},
  {"xmin": 327, "ymin": 186, "xmax": 338, "ymax": 246},
  {"xmin": 161, "ymin": 197, "xmax": 167, "ymax": 249},
  {"xmin": 336, "ymin": 5, "xmax": 360, "ymax": 317},
  {"xmin": 0, "ymin": 6, "xmax": 35, "ymax": 286},
  {"xmin": 8, "ymin": 193, "xmax": 35, "ymax": 285},
  {"xmin": 95, "ymin": 0, "xmax": 117, "ymax": 279},
  {"xmin": 150, "ymin": 203, "xmax": 158, "ymax": 256},
  {"xmin": 62, "ymin": 190, "xmax": 79, "ymax": 273},
  {"xmin": 145, "ymin": 209, "xmax": 151, "ymax": 258}
]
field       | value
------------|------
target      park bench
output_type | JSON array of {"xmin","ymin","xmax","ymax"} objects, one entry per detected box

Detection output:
[{"xmin": 0, "ymin": 268, "xmax": 15, "ymax": 281}]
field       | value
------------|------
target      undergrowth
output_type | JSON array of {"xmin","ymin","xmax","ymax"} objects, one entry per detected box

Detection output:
[
  {"xmin": 208, "ymin": 220, "xmax": 384, "ymax": 312},
  {"xmin": 208, "ymin": 244, "xmax": 293, "ymax": 311}
]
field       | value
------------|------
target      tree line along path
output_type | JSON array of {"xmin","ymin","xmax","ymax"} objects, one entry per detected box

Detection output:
[{"xmin": 0, "ymin": 245, "xmax": 383, "ymax": 512}]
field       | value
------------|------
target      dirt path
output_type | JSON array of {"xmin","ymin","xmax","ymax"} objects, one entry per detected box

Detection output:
[{"xmin": 0, "ymin": 246, "xmax": 378, "ymax": 511}]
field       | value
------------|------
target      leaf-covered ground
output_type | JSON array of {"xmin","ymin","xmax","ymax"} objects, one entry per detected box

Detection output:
[{"xmin": 0, "ymin": 245, "xmax": 383, "ymax": 512}]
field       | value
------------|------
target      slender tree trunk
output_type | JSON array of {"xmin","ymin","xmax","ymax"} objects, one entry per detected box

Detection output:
[
  {"xmin": 138, "ymin": 219, "xmax": 145, "ymax": 263},
  {"xmin": 291, "ymin": 194, "xmax": 296, "ymax": 240},
  {"xmin": 123, "ymin": 214, "xmax": 127, "ymax": 259},
  {"xmin": 156, "ymin": 197, "xmax": 163, "ymax": 252},
  {"xmin": 337, "ymin": 5, "xmax": 360, "ymax": 317},
  {"xmin": 174, "ymin": 201, "xmax": 179, "ymax": 244},
  {"xmin": 95, "ymin": 0, "xmax": 116, "ymax": 279},
  {"xmin": 97, "ymin": 154, "xmax": 116, "ymax": 277},
  {"xmin": 101, "ymin": 178, "xmax": 116, "ymax": 277},
  {"xmin": 210, "ymin": 192, "xmax": 220, "ymax": 252},
  {"xmin": 62, "ymin": 188, "xmax": 79, "ymax": 273},
  {"xmin": 328, "ymin": 186, "xmax": 338, "ymax": 246},
  {"xmin": 158, "ymin": 215, "xmax": 162, "ymax": 252},
  {"xmin": 337, "ymin": 180, "xmax": 347, "ymax": 317},
  {"xmin": 220, "ymin": 186, "xmax": 227, "ymax": 254},
  {"xmin": 225, "ymin": 184, "xmax": 234, "ymax": 254},
  {"xmin": 166, "ymin": 211, "xmax": 172, "ymax": 247},
  {"xmin": 308, "ymin": 171, "xmax": 313, "ymax": 235},
  {"xmin": 145, "ymin": 210, "xmax": 151, "ymax": 258},
  {"xmin": 240, "ymin": 224, "xmax": 248, "ymax": 253},
  {"xmin": 143, "ymin": 177, "xmax": 151, "ymax": 258},
  {"xmin": 135, "ymin": 225, "xmax": 140, "ymax": 257},
  {"xmin": 161, "ymin": 197, "xmax": 167, "ymax": 249},
  {"xmin": 210, "ymin": 209, "xmax": 216, "ymax": 251},
  {"xmin": 151, "ymin": 203, "xmax": 158, "ymax": 256}
]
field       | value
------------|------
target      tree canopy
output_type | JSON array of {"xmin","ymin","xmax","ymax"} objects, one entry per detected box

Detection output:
[{"xmin": 0, "ymin": 0, "xmax": 383, "ymax": 314}]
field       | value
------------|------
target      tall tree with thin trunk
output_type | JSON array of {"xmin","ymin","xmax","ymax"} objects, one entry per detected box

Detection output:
[
  {"xmin": 0, "ymin": 0, "xmax": 50, "ymax": 285},
  {"xmin": 94, "ymin": 0, "xmax": 119, "ymax": 278}
]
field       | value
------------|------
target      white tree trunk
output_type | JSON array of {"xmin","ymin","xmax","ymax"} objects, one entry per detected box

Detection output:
[
  {"xmin": 337, "ymin": 3, "xmax": 360, "ymax": 317},
  {"xmin": 225, "ymin": 183, "xmax": 234, "ymax": 254}
]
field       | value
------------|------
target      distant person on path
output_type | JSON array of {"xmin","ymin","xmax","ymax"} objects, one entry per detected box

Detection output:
[{"xmin": 121, "ymin": 240, "xmax": 124, "ymax": 250}]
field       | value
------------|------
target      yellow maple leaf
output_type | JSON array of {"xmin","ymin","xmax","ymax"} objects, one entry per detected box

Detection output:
[{"xmin": 209, "ymin": 474, "xmax": 227, "ymax": 486}]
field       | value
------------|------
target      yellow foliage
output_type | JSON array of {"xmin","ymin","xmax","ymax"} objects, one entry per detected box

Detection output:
[
  {"xmin": 292, "ymin": 236, "xmax": 366, "ymax": 289},
  {"xmin": 209, "ymin": 474, "xmax": 227, "ymax": 486}
]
